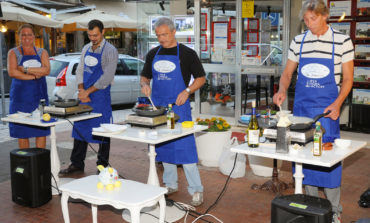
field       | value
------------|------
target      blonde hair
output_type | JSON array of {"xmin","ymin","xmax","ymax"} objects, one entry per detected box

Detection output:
[
  {"xmin": 18, "ymin": 24, "xmax": 35, "ymax": 35},
  {"xmin": 299, "ymin": 0, "xmax": 329, "ymax": 20}
]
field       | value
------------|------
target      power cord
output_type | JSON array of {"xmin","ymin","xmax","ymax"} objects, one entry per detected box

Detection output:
[
  {"xmin": 170, "ymin": 153, "xmax": 238, "ymax": 222},
  {"xmin": 205, "ymin": 153, "xmax": 238, "ymax": 214},
  {"xmin": 65, "ymin": 118, "xmax": 126, "ymax": 179},
  {"xmin": 51, "ymin": 173, "xmax": 61, "ymax": 195}
]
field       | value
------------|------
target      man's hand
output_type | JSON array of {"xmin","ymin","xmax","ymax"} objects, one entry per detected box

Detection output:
[
  {"xmin": 141, "ymin": 84, "xmax": 151, "ymax": 97},
  {"xmin": 273, "ymin": 91, "xmax": 287, "ymax": 106},
  {"xmin": 176, "ymin": 90, "xmax": 190, "ymax": 106},
  {"xmin": 324, "ymin": 102, "xmax": 341, "ymax": 120},
  {"xmin": 78, "ymin": 89, "xmax": 91, "ymax": 103}
]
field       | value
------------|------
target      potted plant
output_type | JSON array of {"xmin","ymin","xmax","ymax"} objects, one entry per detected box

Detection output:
[{"xmin": 195, "ymin": 117, "xmax": 232, "ymax": 167}]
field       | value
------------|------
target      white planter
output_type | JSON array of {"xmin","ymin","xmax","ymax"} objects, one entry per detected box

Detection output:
[
  {"xmin": 248, "ymin": 156, "xmax": 283, "ymax": 177},
  {"xmin": 195, "ymin": 130, "xmax": 232, "ymax": 167}
]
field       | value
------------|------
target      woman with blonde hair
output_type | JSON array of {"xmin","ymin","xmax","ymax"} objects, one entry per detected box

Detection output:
[{"xmin": 7, "ymin": 24, "xmax": 50, "ymax": 149}]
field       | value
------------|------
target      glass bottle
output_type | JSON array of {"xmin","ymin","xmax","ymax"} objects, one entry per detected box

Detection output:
[
  {"xmin": 167, "ymin": 104, "xmax": 175, "ymax": 129},
  {"xmin": 313, "ymin": 121, "xmax": 322, "ymax": 156},
  {"xmin": 39, "ymin": 99, "xmax": 46, "ymax": 118},
  {"xmin": 247, "ymin": 100, "xmax": 260, "ymax": 148}
]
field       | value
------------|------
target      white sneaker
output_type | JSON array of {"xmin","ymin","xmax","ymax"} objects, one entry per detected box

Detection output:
[
  {"xmin": 332, "ymin": 213, "xmax": 341, "ymax": 223},
  {"xmin": 165, "ymin": 187, "xmax": 178, "ymax": 195},
  {"xmin": 191, "ymin": 192, "xmax": 203, "ymax": 206}
]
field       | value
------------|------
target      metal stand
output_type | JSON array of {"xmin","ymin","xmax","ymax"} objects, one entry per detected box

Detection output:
[{"xmin": 251, "ymin": 159, "xmax": 293, "ymax": 195}]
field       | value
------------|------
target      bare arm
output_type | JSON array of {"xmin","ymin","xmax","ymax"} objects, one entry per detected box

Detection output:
[
  {"xmin": 140, "ymin": 76, "xmax": 152, "ymax": 97},
  {"xmin": 24, "ymin": 50, "xmax": 50, "ymax": 78},
  {"xmin": 272, "ymin": 59, "xmax": 298, "ymax": 106},
  {"xmin": 324, "ymin": 60, "xmax": 354, "ymax": 120},
  {"xmin": 176, "ymin": 76, "xmax": 206, "ymax": 106},
  {"xmin": 7, "ymin": 50, "xmax": 35, "ymax": 80}
]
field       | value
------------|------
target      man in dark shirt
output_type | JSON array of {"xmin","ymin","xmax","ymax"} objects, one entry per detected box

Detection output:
[{"xmin": 141, "ymin": 17, "xmax": 206, "ymax": 206}]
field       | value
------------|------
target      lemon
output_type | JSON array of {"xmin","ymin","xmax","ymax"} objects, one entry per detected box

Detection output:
[
  {"xmin": 42, "ymin": 113, "xmax": 51, "ymax": 121},
  {"xmin": 106, "ymin": 184, "xmax": 114, "ymax": 190},
  {"xmin": 97, "ymin": 182, "xmax": 104, "ymax": 189},
  {"xmin": 182, "ymin": 121, "xmax": 194, "ymax": 128},
  {"xmin": 114, "ymin": 181, "xmax": 122, "ymax": 188}
]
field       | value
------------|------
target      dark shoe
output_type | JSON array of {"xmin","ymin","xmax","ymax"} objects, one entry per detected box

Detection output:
[{"xmin": 59, "ymin": 164, "xmax": 83, "ymax": 175}]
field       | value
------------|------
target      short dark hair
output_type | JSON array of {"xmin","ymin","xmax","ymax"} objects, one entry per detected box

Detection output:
[{"xmin": 88, "ymin": 19, "xmax": 104, "ymax": 33}]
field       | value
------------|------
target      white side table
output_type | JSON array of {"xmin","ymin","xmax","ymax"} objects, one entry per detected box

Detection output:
[{"xmin": 59, "ymin": 175, "xmax": 167, "ymax": 223}]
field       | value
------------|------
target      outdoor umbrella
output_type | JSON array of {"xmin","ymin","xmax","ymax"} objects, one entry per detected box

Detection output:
[
  {"xmin": 0, "ymin": 2, "xmax": 62, "ymax": 28},
  {"xmin": 61, "ymin": 10, "xmax": 139, "ymax": 32}
]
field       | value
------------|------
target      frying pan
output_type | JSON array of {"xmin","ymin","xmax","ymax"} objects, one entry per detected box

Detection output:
[
  {"xmin": 288, "ymin": 111, "xmax": 330, "ymax": 130},
  {"xmin": 53, "ymin": 99, "xmax": 79, "ymax": 108},
  {"xmin": 132, "ymin": 106, "xmax": 167, "ymax": 117}
]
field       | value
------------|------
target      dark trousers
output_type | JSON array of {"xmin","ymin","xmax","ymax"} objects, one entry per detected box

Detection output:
[{"xmin": 70, "ymin": 138, "xmax": 110, "ymax": 170}]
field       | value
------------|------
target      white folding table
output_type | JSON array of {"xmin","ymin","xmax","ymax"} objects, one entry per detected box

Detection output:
[
  {"xmin": 93, "ymin": 123, "xmax": 208, "ymax": 222},
  {"xmin": 2, "ymin": 113, "xmax": 101, "ymax": 195},
  {"xmin": 230, "ymin": 140, "xmax": 367, "ymax": 194}
]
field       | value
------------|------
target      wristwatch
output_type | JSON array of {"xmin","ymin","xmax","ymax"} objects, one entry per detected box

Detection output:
[{"xmin": 185, "ymin": 87, "xmax": 191, "ymax": 94}]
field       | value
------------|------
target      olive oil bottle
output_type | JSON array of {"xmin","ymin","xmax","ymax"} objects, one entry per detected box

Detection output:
[
  {"xmin": 247, "ymin": 100, "xmax": 260, "ymax": 148},
  {"xmin": 167, "ymin": 104, "xmax": 175, "ymax": 129},
  {"xmin": 313, "ymin": 121, "xmax": 322, "ymax": 156}
]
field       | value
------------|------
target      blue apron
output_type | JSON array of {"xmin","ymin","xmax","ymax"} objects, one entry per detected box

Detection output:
[
  {"xmin": 293, "ymin": 28, "xmax": 341, "ymax": 188},
  {"xmin": 9, "ymin": 47, "xmax": 50, "ymax": 138},
  {"xmin": 151, "ymin": 44, "xmax": 198, "ymax": 164},
  {"xmin": 72, "ymin": 42, "xmax": 112, "ymax": 143}
]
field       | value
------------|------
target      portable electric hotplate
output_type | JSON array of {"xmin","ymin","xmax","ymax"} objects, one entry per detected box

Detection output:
[
  {"xmin": 43, "ymin": 104, "xmax": 93, "ymax": 117},
  {"xmin": 263, "ymin": 126, "xmax": 315, "ymax": 145},
  {"xmin": 125, "ymin": 113, "xmax": 180, "ymax": 128}
]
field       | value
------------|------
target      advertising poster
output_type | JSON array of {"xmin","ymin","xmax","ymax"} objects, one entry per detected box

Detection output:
[
  {"xmin": 355, "ymin": 45, "xmax": 370, "ymax": 60},
  {"xmin": 354, "ymin": 67, "xmax": 370, "ymax": 82},
  {"xmin": 356, "ymin": 22, "xmax": 370, "ymax": 38},
  {"xmin": 330, "ymin": 22, "xmax": 351, "ymax": 36},
  {"xmin": 174, "ymin": 16, "xmax": 194, "ymax": 36},
  {"xmin": 329, "ymin": 1, "xmax": 351, "ymax": 17},
  {"xmin": 352, "ymin": 89, "xmax": 370, "ymax": 105},
  {"xmin": 357, "ymin": 0, "xmax": 370, "ymax": 16}
]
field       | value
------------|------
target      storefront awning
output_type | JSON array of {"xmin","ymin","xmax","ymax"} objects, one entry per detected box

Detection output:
[
  {"xmin": 61, "ymin": 10, "xmax": 141, "ymax": 32},
  {"xmin": 0, "ymin": 2, "xmax": 62, "ymax": 28}
]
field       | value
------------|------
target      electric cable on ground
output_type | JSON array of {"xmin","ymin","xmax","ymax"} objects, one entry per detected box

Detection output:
[{"xmin": 65, "ymin": 118, "xmax": 126, "ymax": 179}]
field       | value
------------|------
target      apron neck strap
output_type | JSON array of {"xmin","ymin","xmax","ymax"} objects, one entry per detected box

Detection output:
[
  {"xmin": 20, "ymin": 46, "xmax": 37, "ymax": 55},
  {"xmin": 155, "ymin": 42, "xmax": 179, "ymax": 59}
]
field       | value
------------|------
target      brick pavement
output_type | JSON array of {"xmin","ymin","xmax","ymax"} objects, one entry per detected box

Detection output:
[{"xmin": 0, "ymin": 129, "xmax": 369, "ymax": 223}]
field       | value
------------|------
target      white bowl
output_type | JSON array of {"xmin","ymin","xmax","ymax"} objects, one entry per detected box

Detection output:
[{"xmin": 334, "ymin": 139, "xmax": 351, "ymax": 149}]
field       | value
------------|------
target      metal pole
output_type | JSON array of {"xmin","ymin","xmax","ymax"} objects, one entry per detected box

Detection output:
[{"xmin": 0, "ymin": 32, "xmax": 6, "ymax": 123}]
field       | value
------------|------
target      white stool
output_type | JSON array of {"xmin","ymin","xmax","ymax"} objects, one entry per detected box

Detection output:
[{"xmin": 59, "ymin": 175, "xmax": 167, "ymax": 223}]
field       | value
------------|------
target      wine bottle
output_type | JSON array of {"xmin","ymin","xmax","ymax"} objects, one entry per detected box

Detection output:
[
  {"xmin": 313, "ymin": 121, "xmax": 322, "ymax": 156},
  {"xmin": 167, "ymin": 104, "xmax": 175, "ymax": 129},
  {"xmin": 247, "ymin": 100, "xmax": 260, "ymax": 148}
]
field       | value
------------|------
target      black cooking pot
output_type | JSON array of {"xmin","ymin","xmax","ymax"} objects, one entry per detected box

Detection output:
[
  {"xmin": 288, "ymin": 111, "xmax": 330, "ymax": 130},
  {"xmin": 132, "ymin": 106, "xmax": 167, "ymax": 117},
  {"xmin": 53, "ymin": 99, "xmax": 79, "ymax": 108}
]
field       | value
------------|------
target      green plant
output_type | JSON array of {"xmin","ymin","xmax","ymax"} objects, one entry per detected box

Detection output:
[{"xmin": 196, "ymin": 117, "xmax": 231, "ymax": 132}]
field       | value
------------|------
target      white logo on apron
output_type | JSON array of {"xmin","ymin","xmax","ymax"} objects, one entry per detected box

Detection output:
[
  {"xmin": 153, "ymin": 60, "xmax": 176, "ymax": 73},
  {"xmin": 305, "ymin": 80, "xmax": 324, "ymax": 89},
  {"xmin": 84, "ymin": 55, "xmax": 98, "ymax": 66},
  {"xmin": 301, "ymin": 63, "xmax": 330, "ymax": 79},
  {"xmin": 22, "ymin": 59, "xmax": 41, "ymax": 68}
]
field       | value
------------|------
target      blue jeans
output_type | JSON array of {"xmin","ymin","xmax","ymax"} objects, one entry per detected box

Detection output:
[{"xmin": 162, "ymin": 162, "xmax": 203, "ymax": 195}]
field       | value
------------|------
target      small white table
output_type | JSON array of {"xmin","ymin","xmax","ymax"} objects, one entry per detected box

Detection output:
[
  {"xmin": 59, "ymin": 175, "xmax": 167, "ymax": 223},
  {"xmin": 230, "ymin": 140, "xmax": 367, "ymax": 194},
  {"xmin": 1, "ymin": 113, "xmax": 101, "ymax": 194},
  {"xmin": 93, "ymin": 124, "xmax": 208, "ymax": 222}
]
